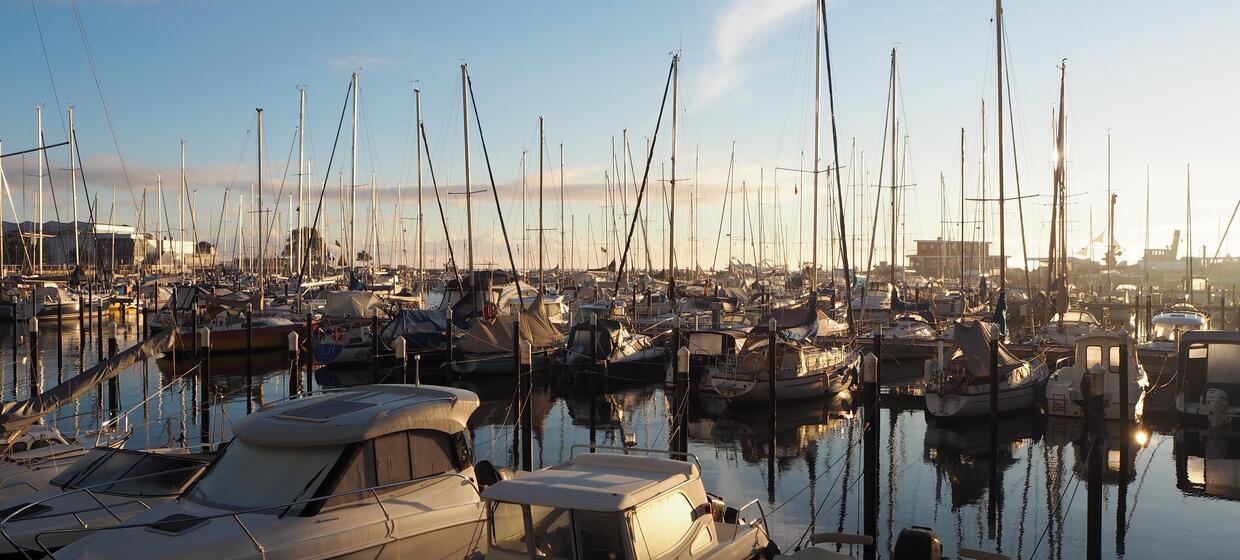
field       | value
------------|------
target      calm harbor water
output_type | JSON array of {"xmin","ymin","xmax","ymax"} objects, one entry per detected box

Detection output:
[{"xmin": 3, "ymin": 314, "xmax": 1234, "ymax": 559}]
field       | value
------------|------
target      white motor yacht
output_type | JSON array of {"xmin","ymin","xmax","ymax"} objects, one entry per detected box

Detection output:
[
  {"xmin": 0, "ymin": 447, "xmax": 212, "ymax": 556},
  {"xmin": 1176, "ymin": 331, "xmax": 1240, "ymax": 426},
  {"xmin": 1139, "ymin": 308, "xmax": 1209, "ymax": 354},
  {"xmin": 1044, "ymin": 332, "xmax": 1147, "ymax": 420},
  {"xmin": 1035, "ymin": 309, "xmax": 1100, "ymax": 347},
  {"xmin": 481, "ymin": 446, "xmax": 772, "ymax": 560},
  {"xmin": 54, "ymin": 385, "xmax": 489, "ymax": 560}
]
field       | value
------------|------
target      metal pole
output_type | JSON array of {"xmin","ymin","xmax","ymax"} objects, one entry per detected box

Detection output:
[
  {"xmin": 589, "ymin": 314, "xmax": 598, "ymax": 450},
  {"xmin": 305, "ymin": 313, "xmax": 314, "ymax": 392},
  {"xmin": 519, "ymin": 338, "xmax": 533, "ymax": 471},
  {"xmin": 445, "ymin": 308, "xmax": 454, "ymax": 370},
  {"xmin": 198, "ymin": 327, "xmax": 211, "ymax": 448},
  {"xmin": 55, "ymin": 299, "xmax": 62, "ymax": 383},
  {"xmin": 288, "ymin": 331, "xmax": 300, "ymax": 397},
  {"xmin": 371, "ymin": 313, "xmax": 379, "ymax": 382},
  {"xmin": 28, "ymin": 318, "xmax": 39, "ymax": 400},
  {"xmin": 107, "ymin": 323, "xmax": 118, "ymax": 418},
  {"xmin": 768, "ymin": 318, "xmax": 778, "ymax": 404}
]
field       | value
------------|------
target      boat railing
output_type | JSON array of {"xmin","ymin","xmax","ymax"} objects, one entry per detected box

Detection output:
[
  {"xmin": 568, "ymin": 444, "xmax": 704, "ymax": 473},
  {"xmin": 15, "ymin": 470, "xmax": 481, "ymax": 559},
  {"xmin": 0, "ymin": 463, "xmax": 209, "ymax": 558}
]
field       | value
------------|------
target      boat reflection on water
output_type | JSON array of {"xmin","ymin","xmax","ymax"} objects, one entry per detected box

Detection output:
[
  {"xmin": 156, "ymin": 349, "xmax": 289, "ymax": 403},
  {"xmin": 922, "ymin": 413, "xmax": 1044, "ymax": 509},
  {"xmin": 1045, "ymin": 416, "xmax": 1143, "ymax": 484},
  {"xmin": 691, "ymin": 391, "xmax": 854, "ymax": 464},
  {"xmin": 1175, "ymin": 427, "xmax": 1240, "ymax": 501}
]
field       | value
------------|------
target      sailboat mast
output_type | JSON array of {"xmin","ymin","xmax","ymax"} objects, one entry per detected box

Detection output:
[
  {"xmin": 298, "ymin": 87, "xmax": 305, "ymax": 278},
  {"xmin": 810, "ymin": 0, "xmax": 822, "ymax": 292},
  {"xmin": 350, "ymin": 72, "xmax": 359, "ymax": 271},
  {"xmin": 35, "ymin": 104, "xmax": 43, "ymax": 273},
  {"xmin": 960, "ymin": 128, "xmax": 966, "ymax": 291},
  {"xmin": 257, "ymin": 107, "xmax": 265, "ymax": 309},
  {"xmin": 69, "ymin": 106, "xmax": 79, "ymax": 268},
  {"xmin": 539, "ymin": 116, "xmax": 545, "ymax": 293},
  {"xmin": 180, "ymin": 139, "xmax": 186, "ymax": 277},
  {"xmin": 416, "ymin": 88, "xmax": 425, "ymax": 294},
  {"xmin": 1187, "ymin": 163, "xmax": 1193, "ymax": 302},
  {"xmin": 1106, "ymin": 131, "xmax": 1113, "ymax": 293},
  {"xmin": 995, "ymin": 0, "xmax": 1006, "ymax": 294},
  {"xmin": 668, "ymin": 53, "xmax": 679, "ymax": 303},
  {"xmin": 889, "ymin": 49, "xmax": 898, "ymax": 286},
  {"xmin": 559, "ymin": 143, "xmax": 565, "ymax": 273},
  {"xmin": 461, "ymin": 64, "xmax": 475, "ymax": 275}
]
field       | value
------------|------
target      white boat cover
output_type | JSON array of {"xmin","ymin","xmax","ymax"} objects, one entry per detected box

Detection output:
[
  {"xmin": 0, "ymin": 327, "xmax": 176, "ymax": 442},
  {"xmin": 324, "ymin": 291, "xmax": 380, "ymax": 318},
  {"xmin": 459, "ymin": 296, "xmax": 565, "ymax": 354}
]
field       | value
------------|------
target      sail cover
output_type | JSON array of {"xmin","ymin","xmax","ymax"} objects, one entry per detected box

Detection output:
[
  {"xmin": 382, "ymin": 309, "xmax": 450, "ymax": 348},
  {"xmin": 0, "ymin": 326, "xmax": 176, "ymax": 440},
  {"xmin": 750, "ymin": 300, "xmax": 819, "ymax": 341},
  {"xmin": 459, "ymin": 296, "xmax": 565, "ymax": 355},
  {"xmin": 325, "ymin": 291, "xmax": 380, "ymax": 318},
  {"xmin": 950, "ymin": 320, "xmax": 1023, "ymax": 379}
]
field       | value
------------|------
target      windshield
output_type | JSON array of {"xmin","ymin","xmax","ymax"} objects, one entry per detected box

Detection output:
[
  {"xmin": 51, "ymin": 449, "xmax": 206, "ymax": 497},
  {"xmin": 188, "ymin": 439, "xmax": 343, "ymax": 512}
]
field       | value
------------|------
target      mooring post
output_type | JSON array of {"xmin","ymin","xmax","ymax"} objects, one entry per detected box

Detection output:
[
  {"xmin": 287, "ymin": 331, "xmax": 300, "ymax": 397},
  {"xmin": 674, "ymin": 345, "xmax": 690, "ymax": 460},
  {"xmin": 191, "ymin": 305, "xmax": 200, "ymax": 359},
  {"xmin": 107, "ymin": 322, "xmax": 119, "ymax": 419},
  {"xmin": 371, "ymin": 312, "xmax": 380, "ymax": 382},
  {"xmin": 862, "ymin": 347, "xmax": 879, "ymax": 560},
  {"xmin": 245, "ymin": 304, "xmax": 254, "ymax": 414},
  {"xmin": 1117, "ymin": 335, "xmax": 1131, "ymax": 555},
  {"xmin": 95, "ymin": 288, "xmax": 103, "ymax": 364},
  {"xmin": 589, "ymin": 314, "xmax": 598, "ymax": 451},
  {"xmin": 767, "ymin": 318, "xmax": 778, "ymax": 404},
  {"xmin": 1086, "ymin": 350, "xmax": 1105, "ymax": 560},
  {"xmin": 445, "ymin": 308, "xmax": 454, "ymax": 370},
  {"xmin": 198, "ymin": 327, "xmax": 211, "ymax": 448},
  {"xmin": 28, "ymin": 317, "xmax": 39, "ymax": 401},
  {"xmin": 55, "ymin": 300, "xmax": 62, "ymax": 383},
  {"xmin": 392, "ymin": 335, "xmax": 407, "ymax": 384},
  {"xmin": 519, "ymin": 337, "xmax": 533, "ymax": 471},
  {"xmin": 711, "ymin": 302, "xmax": 721, "ymax": 329},
  {"xmin": 987, "ymin": 335, "xmax": 1001, "ymax": 533},
  {"xmin": 305, "ymin": 312, "xmax": 314, "ymax": 392}
]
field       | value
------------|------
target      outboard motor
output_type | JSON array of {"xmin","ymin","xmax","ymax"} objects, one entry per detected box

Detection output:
[{"xmin": 892, "ymin": 526, "xmax": 942, "ymax": 560}]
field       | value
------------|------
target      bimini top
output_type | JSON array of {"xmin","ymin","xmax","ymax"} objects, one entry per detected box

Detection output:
[
  {"xmin": 233, "ymin": 385, "xmax": 479, "ymax": 447},
  {"xmin": 482, "ymin": 452, "xmax": 698, "ymax": 512}
]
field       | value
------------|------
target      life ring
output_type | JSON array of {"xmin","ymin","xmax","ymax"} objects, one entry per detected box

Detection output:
[{"xmin": 483, "ymin": 303, "xmax": 498, "ymax": 321}]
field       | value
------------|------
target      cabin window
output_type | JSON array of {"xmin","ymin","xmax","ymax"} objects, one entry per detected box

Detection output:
[
  {"xmin": 1206, "ymin": 343, "xmax": 1240, "ymax": 387},
  {"xmin": 575, "ymin": 510, "xmax": 630, "ymax": 560},
  {"xmin": 631, "ymin": 492, "xmax": 696, "ymax": 560},
  {"xmin": 10, "ymin": 442, "xmax": 26, "ymax": 453},
  {"xmin": 188, "ymin": 440, "xmax": 343, "ymax": 514},
  {"xmin": 1085, "ymin": 346, "xmax": 1104, "ymax": 371},
  {"xmin": 1109, "ymin": 346, "xmax": 1123, "ymax": 373},
  {"xmin": 410, "ymin": 430, "xmax": 457, "ymax": 478},
  {"xmin": 374, "ymin": 432, "xmax": 413, "ymax": 487},
  {"xmin": 528, "ymin": 505, "xmax": 575, "ymax": 560},
  {"xmin": 490, "ymin": 501, "xmax": 532, "ymax": 554},
  {"xmin": 324, "ymin": 441, "xmax": 378, "ymax": 508}
]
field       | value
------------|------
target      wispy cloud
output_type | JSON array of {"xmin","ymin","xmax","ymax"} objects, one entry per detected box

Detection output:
[{"xmin": 697, "ymin": 0, "xmax": 811, "ymax": 107}]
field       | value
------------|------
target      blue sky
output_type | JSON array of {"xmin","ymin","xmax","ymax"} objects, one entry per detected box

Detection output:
[{"xmin": 2, "ymin": 0, "xmax": 1238, "ymax": 272}]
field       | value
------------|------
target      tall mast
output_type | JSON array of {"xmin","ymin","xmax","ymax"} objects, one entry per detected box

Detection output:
[
  {"xmin": 350, "ymin": 72, "xmax": 359, "ymax": 271},
  {"xmin": 559, "ymin": 143, "xmax": 565, "ymax": 273},
  {"xmin": 539, "ymin": 117, "xmax": 546, "ymax": 293},
  {"xmin": 810, "ymin": 0, "xmax": 822, "ymax": 293},
  {"xmin": 157, "ymin": 174, "xmax": 163, "ymax": 270},
  {"xmin": 995, "ymin": 0, "xmax": 1006, "ymax": 295},
  {"xmin": 298, "ymin": 87, "xmax": 306, "ymax": 278},
  {"xmin": 1144, "ymin": 166, "xmax": 1150, "ymax": 286},
  {"xmin": 69, "ymin": 105, "xmax": 79, "ymax": 268},
  {"xmin": 35, "ymin": 104, "xmax": 43, "ymax": 273},
  {"xmin": 256, "ymin": 107, "xmax": 265, "ymax": 309},
  {"xmin": 889, "ymin": 49, "xmax": 898, "ymax": 286},
  {"xmin": 1186, "ymin": 163, "xmax": 1193, "ymax": 302},
  {"xmin": 461, "ymin": 64, "xmax": 475, "ymax": 275},
  {"xmin": 1111, "ymin": 130, "xmax": 1120, "ymax": 293},
  {"xmin": 0, "ymin": 139, "xmax": 5, "ymax": 274},
  {"xmin": 179, "ymin": 138, "xmax": 186, "ymax": 276},
  {"xmin": 415, "ymin": 88, "xmax": 425, "ymax": 294},
  {"xmin": 668, "ymin": 53, "xmax": 679, "ymax": 303},
  {"xmin": 960, "ymin": 128, "xmax": 966, "ymax": 291}
]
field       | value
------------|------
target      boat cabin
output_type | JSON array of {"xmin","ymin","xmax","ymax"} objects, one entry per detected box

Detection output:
[
  {"xmin": 1147, "ymin": 311, "xmax": 1209, "ymax": 347},
  {"xmin": 1177, "ymin": 331, "xmax": 1240, "ymax": 424},
  {"xmin": 481, "ymin": 448, "xmax": 768, "ymax": 560}
]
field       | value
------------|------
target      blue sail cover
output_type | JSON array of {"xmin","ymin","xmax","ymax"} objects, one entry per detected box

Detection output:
[
  {"xmin": 382, "ymin": 309, "xmax": 452, "ymax": 350},
  {"xmin": 751, "ymin": 300, "xmax": 820, "ymax": 341}
]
